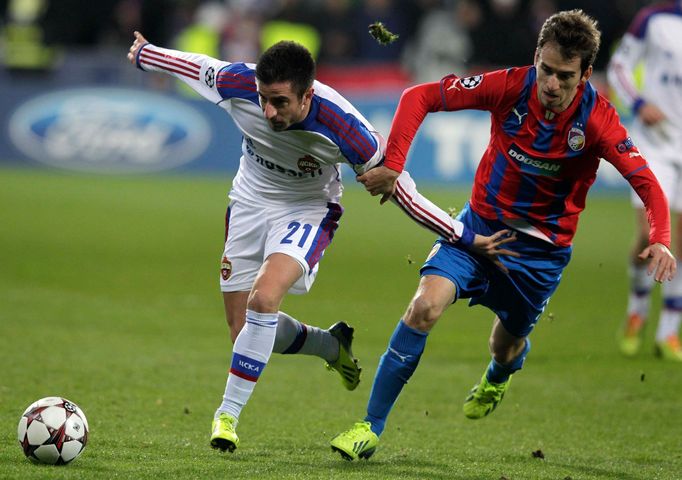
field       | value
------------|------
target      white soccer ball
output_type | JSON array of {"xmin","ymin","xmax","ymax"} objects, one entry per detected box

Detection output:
[{"xmin": 17, "ymin": 396, "xmax": 89, "ymax": 465}]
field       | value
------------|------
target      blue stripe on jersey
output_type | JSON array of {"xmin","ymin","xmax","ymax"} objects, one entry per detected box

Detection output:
[
  {"xmin": 216, "ymin": 63, "xmax": 258, "ymax": 104},
  {"xmin": 631, "ymin": 3, "xmax": 682, "ymax": 39},
  {"xmin": 542, "ymin": 179, "xmax": 574, "ymax": 243},
  {"xmin": 531, "ymin": 120, "xmax": 555, "ymax": 153},
  {"xmin": 294, "ymin": 96, "xmax": 378, "ymax": 166},
  {"xmin": 512, "ymin": 174, "xmax": 539, "ymax": 213},
  {"xmin": 305, "ymin": 202, "xmax": 343, "ymax": 268},
  {"xmin": 502, "ymin": 68, "xmax": 536, "ymax": 137},
  {"xmin": 485, "ymin": 151, "xmax": 510, "ymax": 221}
]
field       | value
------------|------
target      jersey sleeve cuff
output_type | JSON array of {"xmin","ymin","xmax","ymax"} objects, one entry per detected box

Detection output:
[
  {"xmin": 136, "ymin": 42, "xmax": 151, "ymax": 70},
  {"xmin": 457, "ymin": 224, "xmax": 475, "ymax": 247}
]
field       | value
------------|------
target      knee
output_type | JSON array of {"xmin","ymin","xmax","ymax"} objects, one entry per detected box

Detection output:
[
  {"xmin": 247, "ymin": 288, "xmax": 280, "ymax": 313},
  {"xmin": 403, "ymin": 294, "xmax": 446, "ymax": 332}
]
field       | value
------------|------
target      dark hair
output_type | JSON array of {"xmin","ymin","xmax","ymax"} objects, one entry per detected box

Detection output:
[
  {"xmin": 536, "ymin": 9, "xmax": 601, "ymax": 73},
  {"xmin": 255, "ymin": 41, "xmax": 315, "ymax": 98}
]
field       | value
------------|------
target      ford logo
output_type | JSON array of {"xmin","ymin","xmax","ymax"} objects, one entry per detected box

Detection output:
[{"xmin": 9, "ymin": 87, "xmax": 211, "ymax": 173}]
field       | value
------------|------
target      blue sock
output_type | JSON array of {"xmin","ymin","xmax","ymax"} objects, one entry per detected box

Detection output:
[
  {"xmin": 364, "ymin": 320, "xmax": 428, "ymax": 436},
  {"xmin": 486, "ymin": 338, "xmax": 531, "ymax": 384}
]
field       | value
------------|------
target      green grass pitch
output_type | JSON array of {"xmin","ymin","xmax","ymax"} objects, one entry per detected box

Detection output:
[{"xmin": 1, "ymin": 166, "xmax": 680, "ymax": 479}]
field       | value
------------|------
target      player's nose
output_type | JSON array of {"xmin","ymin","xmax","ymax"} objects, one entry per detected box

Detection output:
[{"xmin": 263, "ymin": 103, "xmax": 277, "ymax": 119}]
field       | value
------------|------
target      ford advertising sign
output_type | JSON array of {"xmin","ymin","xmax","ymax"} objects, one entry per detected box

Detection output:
[{"xmin": 8, "ymin": 88, "xmax": 211, "ymax": 173}]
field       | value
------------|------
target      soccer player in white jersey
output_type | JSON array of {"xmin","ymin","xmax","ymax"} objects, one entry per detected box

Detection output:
[
  {"xmin": 608, "ymin": 1, "xmax": 682, "ymax": 361},
  {"xmin": 128, "ymin": 32, "xmax": 517, "ymax": 453}
]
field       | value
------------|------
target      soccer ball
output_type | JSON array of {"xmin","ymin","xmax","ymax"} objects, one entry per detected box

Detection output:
[{"xmin": 17, "ymin": 396, "xmax": 89, "ymax": 465}]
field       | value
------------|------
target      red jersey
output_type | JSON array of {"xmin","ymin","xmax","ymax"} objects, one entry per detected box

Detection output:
[{"xmin": 384, "ymin": 66, "xmax": 670, "ymax": 247}]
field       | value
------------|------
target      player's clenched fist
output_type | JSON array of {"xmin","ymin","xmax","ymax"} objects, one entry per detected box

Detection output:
[{"xmin": 127, "ymin": 31, "xmax": 148, "ymax": 64}]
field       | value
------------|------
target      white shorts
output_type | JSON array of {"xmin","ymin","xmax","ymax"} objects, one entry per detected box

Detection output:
[
  {"xmin": 630, "ymin": 126, "xmax": 682, "ymax": 212},
  {"xmin": 219, "ymin": 199, "xmax": 343, "ymax": 294}
]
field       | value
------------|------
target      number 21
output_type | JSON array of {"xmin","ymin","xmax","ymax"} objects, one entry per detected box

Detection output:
[{"xmin": 281, "ymin": 222, "xmax": 313, "ymax": 247}]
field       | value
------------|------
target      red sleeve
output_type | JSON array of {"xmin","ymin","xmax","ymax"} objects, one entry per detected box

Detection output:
[
  {"xmin": 383, "ymin": 69, "xmax": 515, "ymax": 173},
  {"xmin": 383, "ymin": 82, "xmax": 442, "ymax": 172},
  {"xmin": 596, "ymin": 100, "xmax": 671, "ymax": 247}
]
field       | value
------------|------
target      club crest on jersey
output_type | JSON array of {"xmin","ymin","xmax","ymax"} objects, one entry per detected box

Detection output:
[
  {"xmin": 616, "ymin": 137, "xmax": 635, "ymax": 153},
  {"xmin": 205, "ymin": 67, "xmax": 215, "ymax": 88},
  {"xmin": 460, "ymin": 74, "xmax": 483, "ymax": 89},
  {"xmin": 426, "ymin": 243, "xmax": 441, "ymax": 261},
  {"xmin": 220, "ymin": 256, "xmax": 232, "ymax": 281},
  {"xmin": 567, "ymin": 126, "xmax": 585, "ymax": 152},
  {"xmin": 297, "ymin": 155, "xmax": 320, "ymax": 172}
]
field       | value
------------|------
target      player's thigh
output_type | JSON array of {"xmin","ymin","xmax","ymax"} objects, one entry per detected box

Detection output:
[
  {"xmin": 220, "ymin": 201, "xmax": 268, "ymax": 293},
  {"xmin": 264, "ymin": 202, "xmax": 343, "ymax": 294},
  {"xmin": 403, "ymin": 274, "xmax": 457, "ymax": 331},
  {"xmin": 248, "ymin": 253, "xmax": 308, "ymax": 311}
]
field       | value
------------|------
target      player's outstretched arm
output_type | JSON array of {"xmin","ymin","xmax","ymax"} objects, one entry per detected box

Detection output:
[{"xmin": 638, "ymin": 243, "xmax": 677, "ymax": 283}]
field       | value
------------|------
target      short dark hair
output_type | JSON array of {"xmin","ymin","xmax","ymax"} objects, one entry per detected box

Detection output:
[
  {"xmin": 255, "ymin": 41, "xmax": 315, "ymax": 98},
  {"xmin": 536, "ymin": 9, "xmax": 601, "ymax": 73}
]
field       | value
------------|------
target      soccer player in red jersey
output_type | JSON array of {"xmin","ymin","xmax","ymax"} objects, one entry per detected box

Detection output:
[{"xmin": 330, "ymin": 9, "xmax": 677, "ymax": 461}]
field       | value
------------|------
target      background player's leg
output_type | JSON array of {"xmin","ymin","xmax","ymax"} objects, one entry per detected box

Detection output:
[
  {"xmin": 655, "ymin": 212, "xmax": 682, "ymax": 361},
  {"xmin": 620, "ymin": 208, "xmax": 654, "ymax": 356}
]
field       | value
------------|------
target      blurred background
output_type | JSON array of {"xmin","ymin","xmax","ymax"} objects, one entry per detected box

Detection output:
[{"xmin": 0, "ymin": 0, "xmax": 651, "ymax": 183}]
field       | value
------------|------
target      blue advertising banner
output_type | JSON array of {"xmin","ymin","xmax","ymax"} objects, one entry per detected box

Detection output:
[{"xmin": 0, "ymin": 85, "xmax": 628, "ymax": 189}]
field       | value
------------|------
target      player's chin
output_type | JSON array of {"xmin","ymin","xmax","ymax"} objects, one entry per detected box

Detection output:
[{"xmin": 269, "ymin": 121, "xmax": 287, "ymax": 131}]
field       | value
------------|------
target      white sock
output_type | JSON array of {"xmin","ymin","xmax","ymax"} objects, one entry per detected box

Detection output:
[
  {"xmin": 657, "ymin": 263, "xmax": 682, "ymax": 341},
  {"xmin": 627, "ymin": 262, "xmax": 654, "ymax": 320},
  {"xmin": 216, "ymin": 310, "xmax": 278, "ymax": 421},
  {"xmin": 273, "ymin": 311, "xmax": 338, "ymax": 362}
]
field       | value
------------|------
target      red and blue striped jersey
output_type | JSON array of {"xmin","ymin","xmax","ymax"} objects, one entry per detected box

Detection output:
[{"xmin": 385, "ymin": 66, "xmax": 670, "ymax": 247}]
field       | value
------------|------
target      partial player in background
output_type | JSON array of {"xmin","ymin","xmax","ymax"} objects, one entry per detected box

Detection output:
[
  {"xmin": 331, "ymin": 9, "xmax": 677, "ymax": 461},
  {"xmin": 607, "ymin": 1, "xmax": 682, "ymax": 361},
  {"xmin": 127, "ymin": 32, "xmax": 515, "ymax": 453}
]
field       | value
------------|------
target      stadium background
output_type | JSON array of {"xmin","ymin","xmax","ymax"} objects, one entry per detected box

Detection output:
[
  {"xmin": 0, "ymin": 0, "xmax": 646, "ymax": 184},
  {"xmin": 3, "ymin": 1, "xmax": 681, "ymax": 480}
]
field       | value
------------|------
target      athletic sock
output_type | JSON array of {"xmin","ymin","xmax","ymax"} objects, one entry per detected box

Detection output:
[
  {"xmin": 485, "ymin": 338, "xmax": 531, "ymax": 384},
  {"xmin": 364, "ymin": 320, "xmax": 428, "ymax": 436},
  {"xmin": 272, "ymin": 311, "xmax": 338, "ymax": 362},
  {"xmin": 216, "ymin": 310, "xmax": 277, "ymax": 421},
  {"xmin": 627, "ymin": 262, "xmax": 654, "ymax": 321},
  {"xmin": 657, "ymin": 263, "xmax": 682, "ymax": 341}
]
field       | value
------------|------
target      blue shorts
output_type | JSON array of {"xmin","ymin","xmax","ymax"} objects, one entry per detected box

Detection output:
[{"xmin": 421, "ymin": 203, "xmax": 572, "ymax": 337}]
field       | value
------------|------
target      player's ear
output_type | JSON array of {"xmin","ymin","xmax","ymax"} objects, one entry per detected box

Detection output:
[
  {"xmin": 533, "ymin": 48, "xmax": 539, "ymax": 65},
  {"xmin": 581, "ymin": 65, "xmax": 593, "ymax": 83}
]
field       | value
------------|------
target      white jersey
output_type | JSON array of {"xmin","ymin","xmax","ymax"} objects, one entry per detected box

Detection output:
[
  {"xmin": 607, "ymin": 2, "xmax": 682, "ymax": 155},
  {"xmin": 136, "ymin": 43, "xmax": 384, "ymax": 207},
  {"xmin": 135, "ymin": 43, "xmax": 472, "ymax": 244}
]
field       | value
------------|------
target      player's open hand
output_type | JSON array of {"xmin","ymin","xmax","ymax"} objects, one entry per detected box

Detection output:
[
  {"xmin": 357, "ymin": 166, "xmax": 399, "ymax": 204},
  {"xmin": 638, "ymin": 242, "xmax": 676, "ymax": 282},
  {"xmin": 127, "ymin": 31, "xmax": 148, "ymax": 64},
  {"xmin": 469, "ymin": 229, "xmax": 520, "ymax": 274}
]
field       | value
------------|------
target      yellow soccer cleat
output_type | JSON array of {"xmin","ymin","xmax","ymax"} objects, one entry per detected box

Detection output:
[
  {"xmin": 325, "ymin": 322, "xmax": 362, "ymax": 390},
  {"xmin": 654, "ymin": 335, "xmax": 682, "ymax": 362},
  {"xmin": 463, "ymin": 372, "xmax": 511, "ymax": 419},
  {"xmin": 210, "ymin": 413, "xmax": 239, "ymax": 452},
  {"xmin": 618, "ymin": 313, "xmax": 645, "ymax": 357},
  {"xmin": 330, "ymin": 421, "xmax": 379, "ymax": 461}
]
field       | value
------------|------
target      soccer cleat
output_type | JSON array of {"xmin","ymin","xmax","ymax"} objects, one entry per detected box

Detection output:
[
  {"xmin": 618, "ymin": 313, "xmax": 645, "ymax": 357},
  {"xmin": 463, "ymin": 372, "xmax": 511, "ymax": 419},
  {"xmin": 330, "ymin": 421, "xmax": 379, "ymax": 461},
  {"xmin": 325, "ymin": 322, "xmax": 362, "ymax": 390},
  {"xmin": 210, "ymin": 413, "xmax": 239, "ymax": 452},
  {"xmin": 654, "ymin": 335, "xmax": 682, "ymax": 362}
]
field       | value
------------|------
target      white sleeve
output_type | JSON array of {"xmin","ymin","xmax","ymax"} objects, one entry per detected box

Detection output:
[
  {"xmin": 136, "ymin": 43, "xmax": 230, "ymax": 104},
  {"xmin": 607, "ymin": 33, "xmax": 646, "ymax": 112},
  {"xmin": 391, "ymin": 171, "xmax": 474, "ymax": 245}
]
